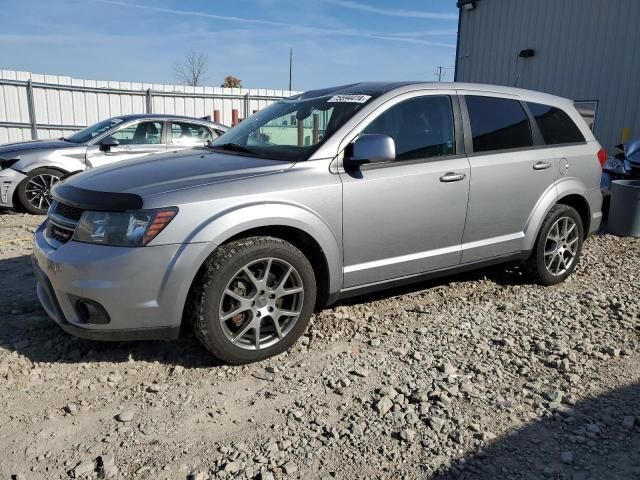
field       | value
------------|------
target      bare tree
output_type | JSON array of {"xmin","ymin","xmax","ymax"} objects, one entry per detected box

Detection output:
[
  {"xmin": 221, "ymin": 75, "xmax": 242, "ymax": 88},
  {"xmin": 173, "ymin": 51, "xmax": 209, "ymax": 87}
]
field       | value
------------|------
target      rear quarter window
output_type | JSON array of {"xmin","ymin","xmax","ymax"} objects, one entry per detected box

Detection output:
[
  {"xmin": 526, "ymin": 102, "xmax": 586, "ymax": 145},
  {"xmin": 465, "ymin": 96, "xmax": 533, "ymax": 153}
]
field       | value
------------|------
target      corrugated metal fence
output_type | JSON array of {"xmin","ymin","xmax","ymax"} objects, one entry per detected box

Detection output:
[{"xmin": 0, "ymin": 70, "xmax": 297, "ymax": 144}]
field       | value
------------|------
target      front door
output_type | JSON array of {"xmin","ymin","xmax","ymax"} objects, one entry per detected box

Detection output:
[
  {"xmin": 340, "ymin": 94, "xmax": 470, "ymax": 288},
  {"xmin": 86, "ymin": 120, "xmax": 166, "ymax": 168}
]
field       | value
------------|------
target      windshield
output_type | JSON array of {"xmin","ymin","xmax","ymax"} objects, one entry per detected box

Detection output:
[
  {"xmin": 66, "ymin": 118, "xmax": 125, "ymax": 144},
  {"xmin": 209, "ymin": 93, "xmax": 377, "ymax": 161}
]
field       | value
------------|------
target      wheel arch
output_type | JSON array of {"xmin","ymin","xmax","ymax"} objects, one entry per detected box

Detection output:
[
  {"xmin": 524, "ymin": 180, "xmax": 591, "ymax": 251},
  {"xmin": 178, "ymin": 203, "xmax": 343, "ymax": 333},
  {"xmin": 13, "ymin": 165, "xmax": 68, "ymax": 212},
  {"xmin": 556, "ymin": 193, "xmax": 591, "ymax": 235}
]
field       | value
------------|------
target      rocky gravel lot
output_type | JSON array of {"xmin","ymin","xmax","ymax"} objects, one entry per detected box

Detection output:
[{"xmin": 0, "ymin": 209, "xmax": 639, "ymax": 480}]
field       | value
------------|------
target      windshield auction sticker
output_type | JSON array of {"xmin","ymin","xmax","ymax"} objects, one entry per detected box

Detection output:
[{"xmin": 327, "ymin": 94, "xmax": 372, "ymax": 103}]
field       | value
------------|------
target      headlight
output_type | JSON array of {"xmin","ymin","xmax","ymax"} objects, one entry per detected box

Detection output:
[{"xmin": 73, "ymin": 208, "xmax": 178, "ymax": 246}]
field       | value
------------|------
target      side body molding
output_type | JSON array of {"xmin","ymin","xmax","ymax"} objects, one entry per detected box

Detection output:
[{"xmin": 186, "ymin": 202, "xmax": 344, "ymax": 295}]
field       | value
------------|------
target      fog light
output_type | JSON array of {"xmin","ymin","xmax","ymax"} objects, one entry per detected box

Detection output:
[
  {"xmin": 70, "ymin": 296, "xmax": 110, "ymax": 324},
  {"xmin": 1, "ymin": 185, "xmax": 9, "ymax": 204}
]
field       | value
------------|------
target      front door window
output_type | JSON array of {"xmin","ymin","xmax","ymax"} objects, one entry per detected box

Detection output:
[{"xmin": 112, "ymin": 121, "xmax": 163, "ymax": 145}]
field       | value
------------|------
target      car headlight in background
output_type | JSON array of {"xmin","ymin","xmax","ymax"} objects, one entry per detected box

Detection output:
[{"xmin": 73, "ymin": 207, "xmax": 178, "ymax": 246}]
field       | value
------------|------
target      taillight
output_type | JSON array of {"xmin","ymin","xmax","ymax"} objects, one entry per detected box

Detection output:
[{"xmin": 597, "ymin": 148, "xmax": 607, "ymax": 168}]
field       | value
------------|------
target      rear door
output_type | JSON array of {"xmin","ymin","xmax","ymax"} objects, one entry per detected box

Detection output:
[
  {"xmin": 459, "ymin": 93, "xmax": 557, "ymax": 263},
  {"xmin": 86, "ymin": 120, "xmax": 167, "ymax": 168}
]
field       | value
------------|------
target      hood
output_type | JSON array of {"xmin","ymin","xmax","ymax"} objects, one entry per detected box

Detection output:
[
  {"xmin": 0, "ymin": 139, "xmax": 77, "ymax": 158},
  {"xmin": 62, "ymin": 149, "xmax": 294, "ymax": 198}
]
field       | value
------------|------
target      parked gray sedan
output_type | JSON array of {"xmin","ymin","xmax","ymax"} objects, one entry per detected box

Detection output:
[
  {"xmin": 0, "ymin": 114, "xmax": 227, "ymax": 214},
  {"xmin": 33, "ymin": 82, "xmax": 603, "ymax": 364}
]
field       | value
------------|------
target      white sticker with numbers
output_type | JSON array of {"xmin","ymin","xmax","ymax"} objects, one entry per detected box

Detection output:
[{"xmin": 327, "ymin": 94, "xmax": 371, "ymax": 103}]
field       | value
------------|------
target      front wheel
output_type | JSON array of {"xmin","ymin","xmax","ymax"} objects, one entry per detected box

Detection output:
[
  {"xmin": 190, "ymin": 237, "xmax": 317, "ymax": 364},
  {"xmin": 529, "ymin": 204, "xmax": 584, "ymax": 286},
  {"xmin": 17, "ymin": 168, "xmax": 63, "ymax": 214}
]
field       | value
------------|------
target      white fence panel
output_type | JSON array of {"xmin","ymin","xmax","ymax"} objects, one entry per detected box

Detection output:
[{"xmin": 0, "ymin": 70, "xmax": 297, "ymax": 143}]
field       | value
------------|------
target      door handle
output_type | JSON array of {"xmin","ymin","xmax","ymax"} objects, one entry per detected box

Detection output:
[
  {"xmin": 533, "ymin": 161, "xmax": 551, "ymax": 170},
  {"xmin": 439, "ymin": 172, "xmax": 466, "ymax": 183}
]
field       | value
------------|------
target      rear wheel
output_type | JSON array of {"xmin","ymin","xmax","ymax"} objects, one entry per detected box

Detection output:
[
  {"xmin": 529, "ymin": 204, "xmax": 584, "ymax": 286},
  {"xmin": 17, "ymin": 168, "xmax": 63, "ymax": 214},
  {"xmin": 190, "ymin": 236, "xmax": 316, "ymax": 364}
]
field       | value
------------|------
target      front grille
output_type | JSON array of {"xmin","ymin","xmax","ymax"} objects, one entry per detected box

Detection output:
[
  {"xmin": 47, "ymin": 221, "xmax": 74, "ymax": 244},
  {"xmin": 53, "ymin": 201, "xmax": 84, "ymax": 222}
]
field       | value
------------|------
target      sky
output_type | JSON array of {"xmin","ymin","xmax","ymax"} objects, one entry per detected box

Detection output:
[{"xmin": 0, "ymin": 0, "xmax": 459, "ymax": 91}]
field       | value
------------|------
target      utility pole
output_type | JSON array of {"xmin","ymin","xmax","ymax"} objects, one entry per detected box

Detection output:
[
  {"xmin": 289, "ymin": 48, "xmax": 293, "ymax": 91},
  {"xmin": 435, "ymin": 66, "xmax": 444, "ymax": 82}
]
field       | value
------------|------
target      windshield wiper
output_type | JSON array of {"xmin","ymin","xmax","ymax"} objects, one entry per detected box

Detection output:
[
  {"xmin": 208, "ymin": 142, "xmax": 256, "ymax": 154},
  {"xmin": 59, "ymin": 137, "xmax": 71, "ymax": 142}
]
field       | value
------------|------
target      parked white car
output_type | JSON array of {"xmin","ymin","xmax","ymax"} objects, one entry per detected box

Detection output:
[{"xmin": 0, "ymin": 114, "xmax": 227, "ymax": 214}]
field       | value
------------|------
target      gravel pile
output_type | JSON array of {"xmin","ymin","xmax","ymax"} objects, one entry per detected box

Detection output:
[{"xmin": 0, "ymin": 211, "xmax": 638, "ymax": 479}]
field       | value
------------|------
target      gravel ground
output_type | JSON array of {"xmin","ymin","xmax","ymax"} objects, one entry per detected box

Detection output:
[{"xmin": 0, "ymin": 209, "xmax": 639, "ymax": 480}]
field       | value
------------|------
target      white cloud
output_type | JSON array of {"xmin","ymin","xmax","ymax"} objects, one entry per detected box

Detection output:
[
  {"xmin": 90, "ymin": 0, "xmax": 455, "ymax": 47},
  {"xmin": 325, "ymin": 0, "xmax": 459, "ymax": 20}
]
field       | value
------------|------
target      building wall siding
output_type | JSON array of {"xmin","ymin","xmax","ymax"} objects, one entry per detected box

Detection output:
[{"xmin": 456, "ymin": 0, "xmax": 640, "ymax": 151}]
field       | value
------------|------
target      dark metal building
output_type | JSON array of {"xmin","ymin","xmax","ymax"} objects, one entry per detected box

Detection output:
[{"xmin": 455, "ymin": 0, "xmax": 640, "ymax": 152}]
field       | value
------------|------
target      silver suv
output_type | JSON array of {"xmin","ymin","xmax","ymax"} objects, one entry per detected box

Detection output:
[
  {"xmin": 32, "ymin": 82, "xmax": 603, "ymax": 364},
  {"xmin": 0, "ymin": 114, "xmax": 227, "ymax": 214}
]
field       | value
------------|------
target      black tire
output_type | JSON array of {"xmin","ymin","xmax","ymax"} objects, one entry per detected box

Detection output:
[
  {"xmin": 17, "ymin": 167, "xmax": 63, "ymax": 215},
  {"xmin": 529, "ymin": 204, "xmax": 584, "ymax": 286},
  {"xmin": 190, "ymin": 236, "xmax": 317, "ymax": 364}
]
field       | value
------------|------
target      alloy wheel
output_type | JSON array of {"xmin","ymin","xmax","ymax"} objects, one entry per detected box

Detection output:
[
  {"xmin": 25, "ymin": 173, "xmax": 59, "ymax": 211},
  {"xmin": 219, "ymin": 257, "xmax": 304, "ymax": 350},
  {"xmin": 544, "ymin": 216, "xmax": 579, "ymax": 276}
]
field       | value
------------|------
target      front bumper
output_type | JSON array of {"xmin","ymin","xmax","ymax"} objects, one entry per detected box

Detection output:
[
  {"xmin": 32, "ymin": 221, "xmax": 212, "ymax": 341},
  {"xmin": 0, "ymin": 168, "xmax": 26, "ymax": 208}
]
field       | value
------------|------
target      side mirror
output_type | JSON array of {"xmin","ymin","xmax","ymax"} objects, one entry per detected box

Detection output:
[
  {"xmin": 346, "ymin": 134, "xmax": 396, "ymax": 167},
  {"xmin": 99, "ymin": 136, "xmax": 120, "ymax": 152}
]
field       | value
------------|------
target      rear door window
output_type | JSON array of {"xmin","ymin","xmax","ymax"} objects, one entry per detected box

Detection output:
[
  {"xmin": 171, "ymin": 122, "xmax": 216, "ymax": 145},
  {"xmin": 527, "ymin": 102, "xmax": 586, "ymax": 145},
  {"xmin": 465, "ymin": 96, "xmax": 533, "ymax": 153}
]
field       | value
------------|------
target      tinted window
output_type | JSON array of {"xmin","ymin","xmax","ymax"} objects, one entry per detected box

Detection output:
[
  {"xmin": 466, "ymin": 96, "xmax": 532, "ymax": 153},
  {"xmin": 527, "ymin": 102, "xmax": 586, "ymax": 144},
  {"xmin": 112, "ymin": 121, "xmax": 163, "ymax": 145},
  {"xmin": 363, "ymin": 95, "xmax": 455, "ymax": 161},
  {"xmin": 171, "ymin": 122, "xmax": 216, "ymax": 145}
]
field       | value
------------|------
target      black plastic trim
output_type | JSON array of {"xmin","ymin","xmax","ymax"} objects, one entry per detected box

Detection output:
[
  {"xmin": 52, "ymin": 184, "xmax": 143, "ymax": 211},
  {"xmin": 520, "ymin": 100, "xmax": 545, "ymax": 146}
]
